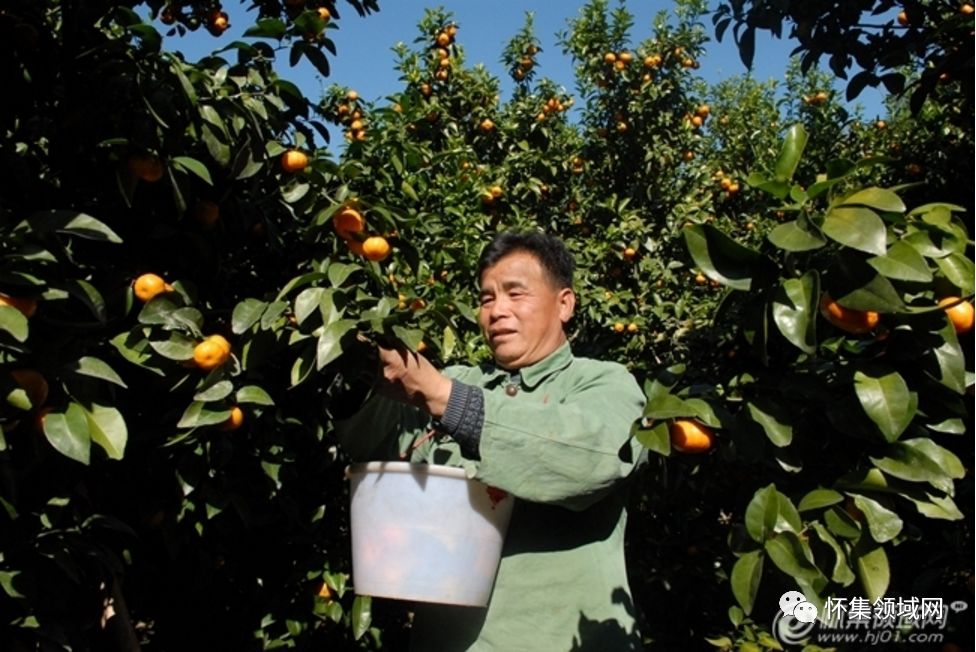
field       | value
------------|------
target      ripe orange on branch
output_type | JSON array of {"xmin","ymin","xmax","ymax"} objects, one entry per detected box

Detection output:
[
  {"xmin": 819, "ymin": 294, "xmax": 879, "ymax": 334},
  {"xmin": 669, "ymin": 419, "xmax": 714, "ymax": 453},
  {"xmin": 128, "ymin": 153, "xmax": 165, "ymax": 182},
  {"xmin": 939, "ymin": 297, "xmax": 974, "ymax": 333},
  {"xmin": 133, "ymin": 273, "xmax": 174, "ymax": 302},
  {"xmin": 362, "ymin": 236, "xmax": 391, "ymax": 262},
  {"xmin": 280, "ymin": 149, "xmax": 309, "ymax": 173},
  {"xmin": 218, "ymin": 406, "xmax": 245, "ymax": 431},
  {"xmin": 333, "ymin": 207, "xmax": 365, "ymax": 238},
  {"xmin": 193, "ymin": 335, "xmax": 232, "ymax": 371}
]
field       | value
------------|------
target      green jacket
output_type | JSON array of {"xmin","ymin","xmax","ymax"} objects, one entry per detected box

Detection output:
[{"xmin": 336, "ymin": 342, "xmax": 647, "ymax": 651}]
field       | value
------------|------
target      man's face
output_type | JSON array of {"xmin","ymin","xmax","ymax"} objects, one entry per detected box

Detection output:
[{"xmin": 478, "ymin": 250, "xmax": 575, "ymax": 370}]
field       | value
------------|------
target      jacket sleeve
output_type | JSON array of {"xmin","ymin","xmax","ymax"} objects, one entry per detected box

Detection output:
[{"xmin": 472, "ymin": 362, "xmax": 646, "ymax": 511}]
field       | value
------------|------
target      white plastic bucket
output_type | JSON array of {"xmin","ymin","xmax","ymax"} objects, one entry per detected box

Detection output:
[{"xmin": 346, "ymin": 461, "xmax": 514, "ymax": 606}]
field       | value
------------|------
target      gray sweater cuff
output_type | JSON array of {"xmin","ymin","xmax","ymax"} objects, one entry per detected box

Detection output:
[{"xmin": 437, "ymin": 380, "xmax": 484, "ymax": 459}]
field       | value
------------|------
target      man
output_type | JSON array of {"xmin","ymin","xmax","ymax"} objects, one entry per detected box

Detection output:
[{"xmin": 336, "ymin": 231, "xmax": 647, "ymax": 651}]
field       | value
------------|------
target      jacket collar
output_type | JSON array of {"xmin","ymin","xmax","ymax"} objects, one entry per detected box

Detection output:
[{"xmin": 483, "ymin": 341, "xmax": 573, "ymax": 389}]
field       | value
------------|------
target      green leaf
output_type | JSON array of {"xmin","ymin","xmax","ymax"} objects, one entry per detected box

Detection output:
[
  {"xmin": 810, "ymin": 522, "xmax": 856, "ymax": 586},
  {"xmin": 327, "ymin": 263, "xmax": 358, "ymax": 288},
  {"xmin": 194, "ymin": 380, "xmax": 234, "ymax": 402},
  {"xmin": 853, "ymin": 541, "xmax": 889, "ymax": 603},
  {"xmin": 839, "ymin": 187, "xmax": 906, "ymax": 213},
  {"xmin": 923, "ymin": 320, "xmax": 965, "ymax": 393},
  {"xmin": 867, "ymin": 240, "xmax": 933, "ymax": 282},
  {"xmin": 0, "ymin": 306, "xmax": 29, "ymax": 342},
  {"xmin": 65, "ymin": 279, "xmax": 107, "ymax": 323},
  {"xmin": 243, "ymin": 18, "xmax": 288, "ymax": 39},
  {"xmin": 641, "ymin": 394, "xmax": 690, "ymax": 420},
  {"xmin": 0, "ymin": 570, "xmax": 25, "ymax": 598},
  {"xmin": 771, "ymin": 272, "xmax": 818, "ymax": 354},
  {"xmin": 744, "ymin": 484, "xmax": 802, "ymax": 542},
  {"xmin": 317, "ymin": 320, "xmax": 355, "ymax": 369},
  {"xmin": 232, "ymin": 299, "xmax": 267, "ymax": 334},
  {"xmin": 236, "ymin": 385, "xmax": 274, "ymax": 406},
  {"xmin": 43, "ymin": 403, "xmax": 92, "ymax": 465},
  {"xmin": 730, "ymin": 550, "xmax": 763, "ymax": 615},
  {"xmin": 746, "ymin": 397, "xmax": 793, "ymax": 447},
  {"xmin": 177, "ymin": 402, "xmax": 231, "ymax": 429},
  {"xmin": 400, "ymin": 180, "xmax": 419, "ymax": 202},
  {"xmin": 870, "ymin": 438, "xmax": 965, "ymax": 493},
  {"xmin": 907, "ymin": 493, "xmax": 964, "ymax": 521},
  {"xmin": 21, "ymin": 210, "xmax": 123, "ymax": 243},
  {"xmin": 764, "ymin": 532, "xmax": 822, "ymax": 581},
  {"xmin": 798, "ymin": 489, "xmax": 843, "ymax": 512},
  {"xmin": 683, "ymin": 225, "xmax": 768, "ymax": 291},
  {"xmin": 824, "ymin": 506, "xmax": 861, "ymax": 539},
  {"xmin": 148, "ymin": 332, "xmax": 196, "ymax": 361},
  {"xmin": 849, "ymin": 494, "xmax": 902, "ymax": 543},
  {"xmin": 767, "ymin": 218, "xmax": 826, "ymax": 252},
  {"xmin": 822, "ymin": 207, "xmax": 887, "ymax": 256},
  {"xmin": 83, "ymin": 403, "xmax": 128, "ymax": 460},
  {"xmin": 632, "ymin": 420, "xmax": 670, "ymax": 455},
  {"xmin": 68, "ymin": 356, "xmax": 127, "ymax": 388},
  {"xmin": 295, "ymin": 287, "xmax": 328, "ymax": 325},
  {"xmin": 172, "ymin": 156, "xmax": 213, "ymax": 185},
  {"xmin": 935, "ymin": 253, "xmax": 976, "ymax": 295},
  {"xmin": 854, "ymin": 369, "xmax": 917, "ymax": 442},
  {"xmin": 773, "ymin": 124, "xmax": 808, "ymax": 182},
  {"xmin": 351, "ymin": 595, "xmax": 372, "ymax": 640}
]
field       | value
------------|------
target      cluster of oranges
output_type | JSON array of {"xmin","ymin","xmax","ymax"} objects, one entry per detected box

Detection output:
[
  {"xmin": 512, "ymin": 44, "xmax": 540, "ymax": 81},
  {"xmin": 333, "ymin": 205, "xmax": 391, "ymax": 262},
  {"xmin": 712, "ymin": 169, "xmax": 741, "ymax": 198},
  {"xmin": 819, "ymin": 294, "xmax": 975, "ymax": 336},
  {"xmin": 612, "ymin": 321, "xmax": 640, "ymax": 335},
  {"xmin": 684, "ymin": 104, "xmax": 711, "ymax": 130},
  {"xmin": 427, "ymin": 24, "xmax": 458, "ymax": 85},
  {"xmin": 535, "ymin": 94, "xmax": 571, "ymax": 122},
  {"xmin": 333, "ymin": 89, "xmax": 367, "ymax": 142},
  {"xmin": 480, "ymin": 184, "xmax": 504, "ymax": 206}
]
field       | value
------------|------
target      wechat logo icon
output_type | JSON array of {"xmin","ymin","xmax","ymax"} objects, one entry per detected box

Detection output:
[
  {"xmin": 779, "ymin": 590, "xmax": 818, "ymax": 623},
  {"xmin": 772, "ymin": 590, "xmax": 819, "ymax": 648}
]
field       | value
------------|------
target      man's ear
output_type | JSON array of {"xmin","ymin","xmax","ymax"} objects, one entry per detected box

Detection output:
[{"xmin": 557, "ymin": 288, "xmax": 576, "ymax": 324}]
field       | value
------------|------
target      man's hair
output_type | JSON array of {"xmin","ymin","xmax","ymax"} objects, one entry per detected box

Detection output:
[{"xmin": 477, "ymin": 231, "xmax": 575, "ymax": 289}]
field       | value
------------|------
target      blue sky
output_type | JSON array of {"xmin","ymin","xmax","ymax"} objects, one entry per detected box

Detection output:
[{"xmin": 163, "ymin": 1, "xmax": 887, "ymax": 145}]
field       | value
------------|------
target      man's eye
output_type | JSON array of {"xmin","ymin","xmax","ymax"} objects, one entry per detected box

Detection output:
[{"xmin": 480, "ymin": 296, "xmax": 493, "ymax": 305}]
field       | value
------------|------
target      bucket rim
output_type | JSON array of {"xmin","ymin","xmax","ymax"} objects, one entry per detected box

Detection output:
[{"xmin": 345, "ymin": 461, "xmax": 469, "ymax": 480}]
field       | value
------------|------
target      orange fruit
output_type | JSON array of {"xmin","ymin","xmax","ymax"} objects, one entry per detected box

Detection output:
[
  {"xmin": 479, "ymin": 118, "xmax": 495, "ymax": 132},
  {"xmin": 623, "ymin": 247, "xmax": 637, "ymax": 260},
  {"xmin": 897, "ymin": 10, "xmax": 909, "ymax": 25},
  {"xmin": 133, "ymin": 273, "xmax": 173, "ymax": 302},
  {"xmin": 128, "ymin": 153, "xmax": 165, "ymax": 182},
  {"xmin": 317, "ymin": 582, "xmax": 332, "ymax": 600},
  {"xmin": 627, "ymin": 322, "xmax": 638, "ymax": 334},
  {"xmin": 280, "ymin": 149, "xmax": 309, "ymax": 173},
  {"xmin": 939, "ymin": 297, "xmax": 975, "ymax": 334},
  {"xmin": 682, "ymin": 150, "xmax": 695, "ymax": 162},
  {"xmin": 193, "ymin": 200, "xmax": 220, "ymax": 228},
  {"xmin": 193, "ymin": 335, "xmax": 232, "ymax": 371},
  {"xmin": 334, "ymin": 207, "xmax": 365, "ymax": 239},
  {"xmin": 0, "ymin": 293, "xmax": 38, "ymax": 318},
  {"xmin": 695, "ymin": 104, "xmax": 710, "ymax": 118},
  {"xmin": 209, "ymin": 11, "xmax": 229, "ymax": 32},
  {"xmin": 10, "ymin": 369, "xmax": 49, "ymax": 409},
  {"xmin": 962, "ymin": 4, "xmax": 975, "ymax": 14},
  {"xmin": 690, "ymin": 115, "xmax": 704, "ymax": 128},
  {"xmin": 362, "ymin": 236, "xmax": 391, "ymax": 262},
  {"xmin": 618, "ymin": 51, "xmax": 633, "ymax": 64},
  {"xmin": 603, "ymin": 52, "xmax": 616, "ymax": 64},
  {"xmin": 669, "ymin": 419, "xmax": 714, "ymax": 453},
  {"xmin": 435, "ymin": 31, "xmax": 450, "ymax": 47},
  {"xmin": 613, "ymin": 322, "xmax": 625, "ymax": 333},
  {"xmin": 819, "ymin": 294, "xmax": 880, "ymax": 335},
  {"xmin": 218, "ymin": 406, "xmax": 245, "ymax": 431},
  {"xmin": 317, "ymin": 7, "xmax": 330, "ymax": 21}
]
